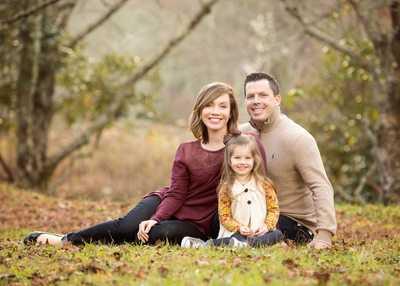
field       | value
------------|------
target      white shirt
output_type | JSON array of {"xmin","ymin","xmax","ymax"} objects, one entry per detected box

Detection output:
[{"xmin": 217, "ymin": 177, "xmax": 267, "ymax": 238}]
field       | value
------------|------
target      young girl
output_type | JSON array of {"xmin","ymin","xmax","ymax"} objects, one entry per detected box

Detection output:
[{"xmin": 181, "ymin": 134, "xmax": 283, "ymax": 248}]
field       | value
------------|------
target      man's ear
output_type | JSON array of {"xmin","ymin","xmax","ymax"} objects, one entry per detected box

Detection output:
[{"xmin": 275, "ymin": 94, "xmax": 281, "ymax": 106}]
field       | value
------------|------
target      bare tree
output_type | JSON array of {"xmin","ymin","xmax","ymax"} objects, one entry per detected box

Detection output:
[
  {"xmin": 1, "ymin": 0, "xmax": 219, "ymax": 191},
  {"xmin": 280, "ymin": 0, "xmax": 400, "ymax": 204}
]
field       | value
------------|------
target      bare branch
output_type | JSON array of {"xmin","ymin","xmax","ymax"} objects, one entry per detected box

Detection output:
[
  {"xmin": 353, "ymin": 163, "xmax": 377, "ymax": 205},
  {"xmin": 48, "ymin": 131, "xmax": 102, "ymax": 194},
  {"xmin": 46, "ymin": 0, "xmax": 219, "ymax": 170},
  {"xmin": 0, "ymin": 153, "xmax": 14, "ymax": 182},
  {"xmin": 66, "ymin": 0, "xmax": 130, "ymax": 49},
  {"xmin": 347, "ymin": 0, "xmax": 377, "ymax": 45},
  {"xmin": 0, "ymin": 0, "xmax": 63, "ymax": 26},
  {"xmin": 280, "ymin": 0, "xmax": 377, "ymax": 75},
  {"xmin": 122, "ymin": 0, "xmax": 219, "ymax": 89},
  {"xmin": 334, "ymin": 185, "xmax": 355, "ymax": 203},
  {"xmin": 54, "ymin": 2, "xmax": 76, "ymax": 32}
]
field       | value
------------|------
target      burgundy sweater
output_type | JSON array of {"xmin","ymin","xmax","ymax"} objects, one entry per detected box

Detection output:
[{"xmin": 147, "ymin": 135, "xmax": 266, "ymax": 236}]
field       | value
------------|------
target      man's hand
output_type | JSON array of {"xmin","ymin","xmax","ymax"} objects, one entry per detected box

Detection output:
[
  {"xmin": 309, "ymin": 239, "xmax": 330, "ymax": 249},
  {"xmin": 137, "ymin": 220, "xmax": 158, "ymax": 243},
  {"xmin": 239, "ymin": 226, "xmax": 254, "ymax": 237},
  {"xmin": 254, "ymin": 225, "xmax": 269, "ymax": 237}
]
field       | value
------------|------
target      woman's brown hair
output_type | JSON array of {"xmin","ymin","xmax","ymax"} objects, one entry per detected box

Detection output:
[{"xmin": 189, "ymin": 82, "xmax": 239, "ymax": 144}]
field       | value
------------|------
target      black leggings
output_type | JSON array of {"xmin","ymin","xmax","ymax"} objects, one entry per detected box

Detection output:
[
  {"xmin": 277, "ymin": 215, "xmax": 314, "ymax": 243},
  {"xmin": 66, "ymin": 195, "xmax": 217, "ymax": 245}
]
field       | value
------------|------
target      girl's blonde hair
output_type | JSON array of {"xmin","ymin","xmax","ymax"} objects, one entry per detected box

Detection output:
[
  {"xmin": 218, "ymin": 134, "xmax": 272, "ymax": 198},
  {"xmin": 189, "ymin": 82, "xmax": 239, "ymax": 144}
]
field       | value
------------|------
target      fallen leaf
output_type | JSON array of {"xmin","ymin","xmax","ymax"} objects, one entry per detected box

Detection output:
[
  {"xmin": 158, "ymin": 265, "xmax": 169, "ymax": 277},
  {"xmin": 196, "ymin": 260, "xmax": 211, "ymax": 266},
  {"xmin": 282, "ymin": 258, "xmax": 298, "ymax": 270},
  {"xmin": 113, "ymin": 251, "xmax": 122, "ymax": 261},
  {"xmin": 0, "ymin": 273, "xmax": 16, "ymax": 280}
]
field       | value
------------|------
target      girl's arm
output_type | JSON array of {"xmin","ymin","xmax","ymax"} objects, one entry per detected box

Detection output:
[
  {"xmin": 264, "ymin": 180, "xmax": 280, "ymax": 230},
  {"xmin": 218, "ymin": 187, "xmax": 242, "ymax": 233}
]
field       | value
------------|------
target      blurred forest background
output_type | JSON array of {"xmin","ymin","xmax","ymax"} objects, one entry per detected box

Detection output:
[{"xmin": 1, "ymin": 0, "xmax": 399, "ymax": 205}]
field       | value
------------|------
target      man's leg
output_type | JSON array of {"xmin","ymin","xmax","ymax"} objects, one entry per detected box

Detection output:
[{"xmin": 277, "ymin": 215, "xmax": 314, "ymax": 244}]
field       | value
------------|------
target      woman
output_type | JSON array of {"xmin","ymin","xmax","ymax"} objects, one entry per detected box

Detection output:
[{"xmin": 24, "ymin": 82, "xmax": 240, "ymax": 246}]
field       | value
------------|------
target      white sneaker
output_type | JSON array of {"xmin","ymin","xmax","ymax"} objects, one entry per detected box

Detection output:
[
  {"xmin": 229, "ymin": 237, "xmax": 248, "ymax": 248},
  {"xmin": 181, "ymin": 236, "xmax": 206, "ymax": 249}
]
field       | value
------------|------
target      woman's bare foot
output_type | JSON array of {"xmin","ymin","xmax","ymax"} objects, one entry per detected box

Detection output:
[{"xmin": 36, "ymin": 233, "xmax": 64, "ymax": 246}]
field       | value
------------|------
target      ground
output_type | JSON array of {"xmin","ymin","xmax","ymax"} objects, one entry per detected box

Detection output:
[{"xmin": 1, "ymin": 183, "xmax": 399, "ymax": 285}]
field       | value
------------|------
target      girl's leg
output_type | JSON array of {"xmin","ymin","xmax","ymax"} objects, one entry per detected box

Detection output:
[
  {"xmin": 66, "ymin": 195, "xmax": 161, "ymax": 245},
  {"xmin": 231, "ymin": 233, "xmax": 248, "ymax": 242},
  {"xmin": 247, "ymin": 229, "xmax": 283, "ymax": 247},
  {"xmin": 147, "ymin": 219, "xmax": 207, "ymax": 245},
  {"xmin": 206, "ymin": 237, "xmax": 231, "ymax": 246}
]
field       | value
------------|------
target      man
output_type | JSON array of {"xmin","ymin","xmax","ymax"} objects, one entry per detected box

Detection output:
[{"xmin": 239, "ymin": 72, "xmax": 336, "ymax": 249}]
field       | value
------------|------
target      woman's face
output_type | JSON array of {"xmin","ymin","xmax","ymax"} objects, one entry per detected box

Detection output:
[{"xmin": 201, "ymin": 93, "xmax": 231, "ymax": 135}]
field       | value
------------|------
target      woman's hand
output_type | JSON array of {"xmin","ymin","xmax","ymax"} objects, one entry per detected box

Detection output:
[
  {"xmin": 137, "ymin": 220, "xmax": 158, "ymax": 243},
  {"xmin": 254, "ymin": 225, "xmax": 269, "ymax": 237},
  {"xmin": 239, "ymin": 226, "xmax": 254, "ymax": 237}
]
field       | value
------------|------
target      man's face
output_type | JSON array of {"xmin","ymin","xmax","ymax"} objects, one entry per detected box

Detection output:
[{"xmin": 245, "ymin": 79, "xmax": 281, "ymax": 124}]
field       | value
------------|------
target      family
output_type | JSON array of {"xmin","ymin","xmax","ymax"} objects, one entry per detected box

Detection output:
[{"xmin": 24, "ymin": 72, "xmax": 337, "ymax": 250}]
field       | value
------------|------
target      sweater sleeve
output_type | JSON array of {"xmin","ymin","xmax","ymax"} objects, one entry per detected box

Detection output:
[
  {"xmin": 150, "ymin": 144, "xmax": 189, "ymax": 222},
  {"xmin": 263, "ymin": 181, "xmax": 280, "ymax": 230},
  {"xmin": 218, "ymin": 187, "xmax": 242, "ymax": 233},
  {"xmin": 293, "ymin": 133, "xmax": 337, "ymax": 244}
]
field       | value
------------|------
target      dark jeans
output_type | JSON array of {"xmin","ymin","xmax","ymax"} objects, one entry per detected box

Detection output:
[
  {"xmin": 277, "ymin": 215, "xmax": 314, "ymax": 243},
  {"xmin": 209, "ymin": 229, "xmax": 283, "ymax": 248},
  {"xmin": 66, "ymin": 195, "xmax": 215, "ymax": 245}
]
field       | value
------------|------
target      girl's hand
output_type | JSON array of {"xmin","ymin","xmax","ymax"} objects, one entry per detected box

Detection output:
[
  {"xmin": 254, "ymin": 225, "xmax": 269, "ymax": 237},
  {"xmin": 137, "ymin": 220, "xmax": 158, "ymax": 243},
  {"xmin": 239, "ymin": 226, "xmax": 254, "ymax": 237}
]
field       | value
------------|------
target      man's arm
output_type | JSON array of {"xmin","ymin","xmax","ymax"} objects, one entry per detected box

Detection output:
[{"xmin": 293, "ymin": 133, "xmax": 337, "ymax": 247}]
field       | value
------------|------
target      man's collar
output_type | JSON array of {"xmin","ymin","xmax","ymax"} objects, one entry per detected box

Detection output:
[{"xmin": 249, "ymin": 108, "xmax": 281, "ymax": 133}]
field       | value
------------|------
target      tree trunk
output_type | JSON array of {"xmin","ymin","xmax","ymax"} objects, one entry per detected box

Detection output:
[
  {"xmin": 376, "ymin": 77, "xmax": 400, "ymax": 204},
  {"xmin": 31, "ymin": 7, "xmax": 59, "ymax": 190},
  {"xmin": 15, "ymin": 0, "xmax": 35, "ymax": 186},
  {"xmin": 375, "ymin": 1, "xmax": 400, "ymax": 204}
]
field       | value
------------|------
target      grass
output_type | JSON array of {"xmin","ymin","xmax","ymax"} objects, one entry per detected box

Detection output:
[{"xmin": 1, "ymin": 184, "xmax": 400, "ymax": 285}]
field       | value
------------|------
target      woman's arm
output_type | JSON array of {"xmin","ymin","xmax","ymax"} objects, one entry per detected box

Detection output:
[
  {"xmin": 150, "ymin": 144, "xmax": 190, "ymax": 222},
  {"xmin": 137, "ymin": 144, "xmax": 190, "ymax": 243}
]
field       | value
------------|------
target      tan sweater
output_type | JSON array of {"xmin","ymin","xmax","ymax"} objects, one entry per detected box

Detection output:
[{"xmin": 239, "ymin": 109, "xmax": 336, "ymax": 245}]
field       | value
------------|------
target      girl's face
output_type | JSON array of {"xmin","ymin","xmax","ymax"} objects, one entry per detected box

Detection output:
[
  {"xmin": 230, "ymin": 144, "xmax": 254, "ymax": 180},
  {"xmin": 201, "ymin": 93, "xmax": 230, "ymax": 135}
]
